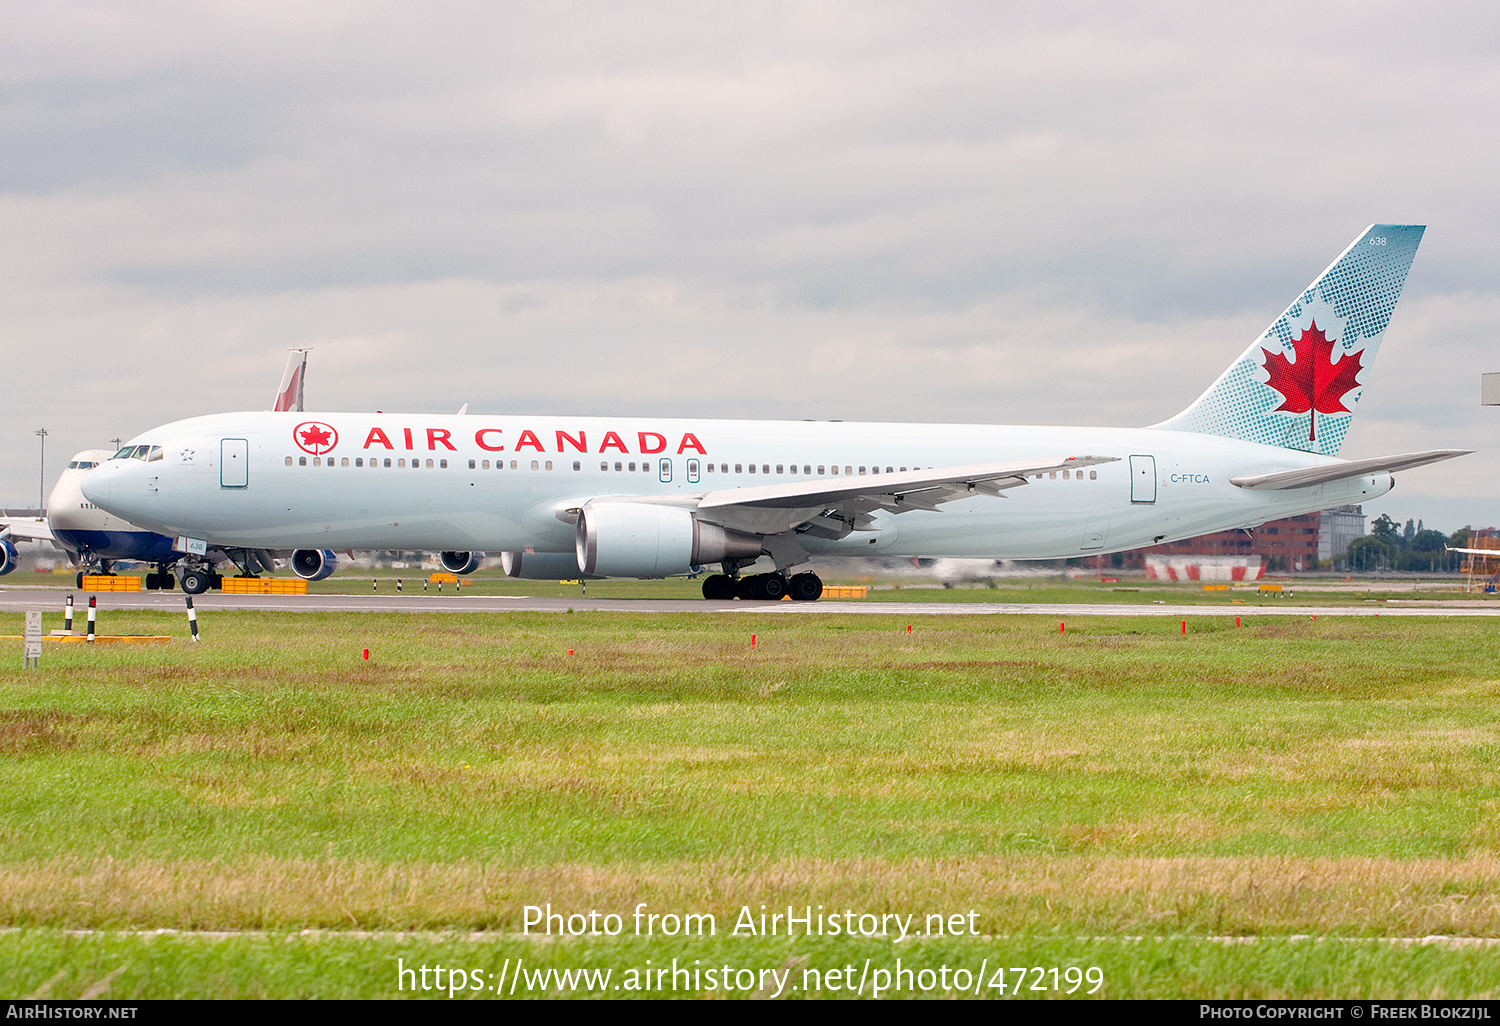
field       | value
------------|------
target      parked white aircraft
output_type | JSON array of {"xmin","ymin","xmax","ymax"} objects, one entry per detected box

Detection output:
[
  {"xmin": 82, "ymin": 225, "xmax": 1468, "ymax": 599},
  {"xmin": 0, "ymin": 351, "xmax": 316, "ymax": 587}
]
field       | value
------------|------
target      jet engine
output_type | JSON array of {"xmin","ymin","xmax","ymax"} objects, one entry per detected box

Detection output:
[
  {"xmin": 439, "ymin": 550, "xmax": 484, "ymax": 575},
  {"xmin": 0, "ymin": 538, "xmax": 18, "ymax": 576},
  {"xmin": 500, "ymin": 550, "xmax": 595, "ymax": 580},
  {"xmin": 290, "ymin": 548, "xmax": 338, "ymax": 581},
  {"xmin": 575, "ymin": 502, "xmax": 761, "ymax": 578}
]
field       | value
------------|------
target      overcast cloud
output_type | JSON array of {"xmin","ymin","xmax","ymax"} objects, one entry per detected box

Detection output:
[{"xmin": 2, "ymin": 1, "xmax": 1497, "ymax": 529}]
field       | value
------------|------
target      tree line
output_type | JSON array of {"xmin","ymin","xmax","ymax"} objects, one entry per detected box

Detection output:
[{"xmin": 1344, "ymin": 516, "xmax": 1478, "ymax": 573}]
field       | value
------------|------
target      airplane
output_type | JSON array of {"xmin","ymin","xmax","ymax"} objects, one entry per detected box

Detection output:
[
  {"xmin": 0, "ymin": 350, "xmax": 316, "ymax": 588},
  {"xmin": 80, "ymin": 224, "xmax": 1469, "ymax": 599}
]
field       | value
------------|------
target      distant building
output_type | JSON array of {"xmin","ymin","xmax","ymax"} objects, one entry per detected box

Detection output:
[
  {"xmin": 1318, "ymin": 505, "xmax": 1366, "ymax": 561},
  {"xmin": 1118, "ymin": 506, "xmax": 1361, "ymax": 573}
]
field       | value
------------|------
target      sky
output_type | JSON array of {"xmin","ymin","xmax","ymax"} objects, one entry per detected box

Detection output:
[{"xmin": 2, "ymin": 1, "xmax": 1497, "ymax": 532}]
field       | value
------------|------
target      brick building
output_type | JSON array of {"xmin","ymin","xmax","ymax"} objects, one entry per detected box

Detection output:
[{"xmin": 1115, "ymin": 506, "xmax": 1360, "ymax": 572}]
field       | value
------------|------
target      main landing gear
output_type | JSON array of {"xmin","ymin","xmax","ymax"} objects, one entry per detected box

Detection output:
[{"xmin": 701, "ymin": 571, "xmax": 823, "ymax": 602}]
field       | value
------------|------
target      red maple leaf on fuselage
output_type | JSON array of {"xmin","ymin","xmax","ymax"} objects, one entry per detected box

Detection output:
[
  {"xmin": 1260, "ymin": 320, "xmax": 1363, "ymax": 442},
  {"xmin": 299, "ymin": 425, "xmax": 333, "ymax": 449}
]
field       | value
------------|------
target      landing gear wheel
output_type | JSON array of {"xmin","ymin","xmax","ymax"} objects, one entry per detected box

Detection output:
[
  {"xmin": 76, "ymin": 572, "xmax": 85, "ymax": 589},
  {"xmin": 159, "ymin": 572, "xmax": 175, "ymax": 591},
  {"xmin": 735, "ymin": 574, "xmax": 762, "ymax": 600},
  {"xmin": 180, "ymin": 569, "xmax": 211, "ymax": 595},
  {"xmin": 701, "ymin": 574, "xmax": 736, "ymax": 600},
  {"xmin": 789, "ymin": 572, "xmax": 823, "ymax": 601},
  {"xmin": 761, "ymin": 573, "xmax": 788, "ymax": 600}
]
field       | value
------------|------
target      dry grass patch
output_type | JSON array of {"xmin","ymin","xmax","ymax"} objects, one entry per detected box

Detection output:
[{"xmin": 6, "ymin": 855, "xmax": 1500, "ymax": 937}]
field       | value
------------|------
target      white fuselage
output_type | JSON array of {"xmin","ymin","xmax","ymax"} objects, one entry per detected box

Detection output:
[{"xmin": 80, "ymin": 411, "xmax": 1389, "ymax": 565}]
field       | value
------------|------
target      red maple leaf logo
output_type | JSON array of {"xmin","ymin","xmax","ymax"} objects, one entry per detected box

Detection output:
[
  {"xmin": 293, "ymin": 421, "xmax": 338, "ymax": 455},
  {"xmin": 1260, "ymin": 320, "xmax": 1363, "ymax": 443}
]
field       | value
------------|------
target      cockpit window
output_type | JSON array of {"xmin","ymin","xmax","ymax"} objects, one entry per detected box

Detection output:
[
  {"xmin": 147, "ymin": 446, "xmax": 163, "ymax": 462},
  {"xmin": 111, "ymin": 447, "xmax": 134, "ymax": 460},
  {"xmin": 66, "ymin": 460, "xmax": 97, "ymax": 470}
]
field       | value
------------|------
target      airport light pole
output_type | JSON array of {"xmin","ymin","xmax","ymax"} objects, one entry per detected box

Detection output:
[{"xmin": 34, "ymin": 428, "xmax": 47, "ymax": 513}]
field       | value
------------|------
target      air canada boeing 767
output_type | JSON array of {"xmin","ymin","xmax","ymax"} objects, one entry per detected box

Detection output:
[{"xmin": 82, "ymin": 225, "xmax": 1468, "ymax": 599}]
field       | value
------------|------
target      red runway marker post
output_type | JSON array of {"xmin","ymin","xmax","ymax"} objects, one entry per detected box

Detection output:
[
  {"xmin": 362, "ymin": 648, "xmax": 369, "ymax": 660},
  {"xmin": 1181, "ymin": 620, "xmax": 1187, "ymax": 636},
  {"xmin": 1059, "ymin": 622, "xmax": 1065, "ymax": 635},
  {"xmin": 751, "ymin": 634, "xmax": 757, "ymax": 649}
]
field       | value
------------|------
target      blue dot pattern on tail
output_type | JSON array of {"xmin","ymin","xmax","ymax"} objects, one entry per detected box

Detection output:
[{"xmin": 1155, "ymin": 224, "xmax": 1424, "ymax": 456}]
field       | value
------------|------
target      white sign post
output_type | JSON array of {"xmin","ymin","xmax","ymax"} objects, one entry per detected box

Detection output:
[{"xmin": 23, "ymin": 611, "xmax": 41, "ymax": 669}]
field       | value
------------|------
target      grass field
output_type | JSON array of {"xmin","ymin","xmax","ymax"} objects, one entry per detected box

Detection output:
[{"xmin": 2, "ymin": 606, "xmax": 1498, "ymax": 998}]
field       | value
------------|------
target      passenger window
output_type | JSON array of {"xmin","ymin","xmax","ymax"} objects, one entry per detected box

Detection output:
[
  {"xmin": 425, "ymin": 459, "xmax": 434, "ymax": 468},
  {"xmin": 748, "ymin": 464, "xmax": 757, "ymax": 474},
  {"xmin": 1048, "ymin": 472, "xmax": 1055, "ymax": 479},
  {"xmin": 885, "ymin": 466, "xmax": 892, "ymax": 474},
  {"xmin": 735, "ymin": 464, "xmax": 742, "ymax": 473},
  {"xmin": 1063, "ymin": 470, "xmax": 1070, "ymax": 479},
  {"xmin": 818, "ymin": 466, "xmax": 825, "ymax": 475},
  {"xmin": 356, "ymin": 458, "xmax": 364, "ymax": 467},
  {"xmin": 510, "ymin": 460, "xmax": 517, "ymax": 470},
  {"xmin": 398, "ymin": 459, "xmax": 406, "ymax": 468},
  {"xmin": 629, "ymin": 462, "xmax": 636, "ymax": 472},
  {"xmin": 530, "ymin": 460, "xmax": 539, "ymax": 470},
  {"xmin": 440, "ymin": 459, "xmax": 448, "ymax": 468},
  {"xmin": 313, "ymin": 457, "xmax": 322, "ymax": 466},
  {"xmin": 285, "ymin": 456, "xmax": 293, "ymax": 466},
  {"xmin": 803, "ymin": 465, "xmax": 811, "ymax": 475},
  {"xmin": 1089, "ymin": 470, "xmax": 1097, "ymax": 480},
  {"xmin": 572, "ymin": 461, "xmax": 581, "ymax": 471},
  {"xmin": 298, "ymin": 457, "xmax": 306, "ymax": 466},
  {"xmin": 601, "ymin": 461, "xmax": 609, "ymax": 471},
  {"xmin": 545, "ymin": 461, "xmax": 552, "ymax": 471},
  {"xmin": 762, "ymin": 465, "xmax": 769, "ymax": 474},
  {"xmin": 859, "ymin": 466, "xmax": 866, "ymax": 475},
  {"xmin": 341, "ymin": 458, "xmax": 349, "ymax": 467},
  {"xmin": 845, "ymin": 466, "xmax": 852, "ymax": 475},
  {"xmin": 777, "ymin": 465, "xmax": 784, "ymax": 474},
  {"xmin": 720, "ymin": 464, "xmax": 728, "ymax": 473},
  {"xmin": 706, "ymin": 463, "xmax": 715, "ymax": 473},
  {"xmin": 614, "ymin": 462, "xmax": 622, "ymax": 471},
  {"xmin": 383, "ymin": 458, "xmax": 392, "ymax": 468},
  {"xmin": 468, "ymin": 459, "xmax": 476, "ymax": 469}
]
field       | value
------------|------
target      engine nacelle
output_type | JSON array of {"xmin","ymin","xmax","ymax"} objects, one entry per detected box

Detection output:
[
  {"xmin": 500, "ymin": 551, "xmax": 596, "ymax": 580},
  {"xmin": 575, "ymin": 502, "xmax": 761, "ymax": 578},
  {"xmin": 440, "ymin": 550, "xmax": 484, "ymax": 575},
  {"xmin": 290, "ymin": 548, "xmax": 337, "ymax": 581},
  {"xmin": 0, "ymin": 538, "xmax": 18, "ymax": 576}
]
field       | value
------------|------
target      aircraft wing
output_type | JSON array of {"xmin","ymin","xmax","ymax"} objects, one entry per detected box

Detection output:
[
  {"xmin": 693, "ymin": 455, "xmax": 1118, "ymax": 536},
  {"xmin": 1229, "ymin": 450, "xmax": 1471, "ymax": 491},
  {"xmin": 0, "ymin": 517, "xmax": 56, "ymax": 544}
]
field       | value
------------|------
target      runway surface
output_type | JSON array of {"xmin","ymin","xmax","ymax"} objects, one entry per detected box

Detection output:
[{"xmin": 1, "ymin": 586, "xmax": 1498, "ymax": 617}]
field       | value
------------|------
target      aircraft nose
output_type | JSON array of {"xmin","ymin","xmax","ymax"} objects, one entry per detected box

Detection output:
[{"xmin": 80, "ymin": 469, "xmax": 109, "ymax": 506}]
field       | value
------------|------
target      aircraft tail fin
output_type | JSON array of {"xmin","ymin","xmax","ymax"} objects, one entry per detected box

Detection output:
[
  {"xmin": 1154, "ymin": 224, "xmax": 1424, "ymax": 455},
  {"xmin": 273, "ymin": 349, "xmax": 309, "ymax": 413}
]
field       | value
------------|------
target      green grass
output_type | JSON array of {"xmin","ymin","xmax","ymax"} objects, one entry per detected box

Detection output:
[{"xmin": 1, "ymin": 608, "xmax": 1498, "ymax": 997}]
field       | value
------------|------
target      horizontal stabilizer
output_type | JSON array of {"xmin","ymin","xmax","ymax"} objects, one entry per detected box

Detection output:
[{"xmin": 1229, "ymin": 449, "xmax": 1471, "ymax": 491}]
